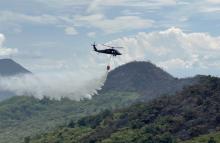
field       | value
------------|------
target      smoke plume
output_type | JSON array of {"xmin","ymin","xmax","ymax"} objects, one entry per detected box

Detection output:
[{"xmin": 0, "ymin": 71, "xmax": 108, "ymax": 100}]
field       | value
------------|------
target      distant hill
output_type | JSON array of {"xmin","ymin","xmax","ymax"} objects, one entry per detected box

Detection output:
[
  {"xmin": 0, "ymin": 59, "xmax": 31, "ymax": 101},
  {"xmin": 0, "ymin": 59, "xmax": 30, "ymax": 76},
  {"xmin": 101, "ymin": 61, "xmax": 198, "ymax": 100},
  {"xmin": 31, "ymin": 76, "xmax": 220, "ymax": 143},
  {"xmin": 0, "ymin": 61, "xmax": 200, "ymax": 142}
]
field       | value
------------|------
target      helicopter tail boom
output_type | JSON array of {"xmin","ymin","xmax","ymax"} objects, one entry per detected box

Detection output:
[{"xmin": 92, "ymin": 44, "xmax": 98, "ymax": 51}]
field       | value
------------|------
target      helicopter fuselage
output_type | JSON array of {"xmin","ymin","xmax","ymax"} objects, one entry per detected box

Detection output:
[{"xmin": 93, "ymin": 45, "xmax": 122, "ymax": 56}]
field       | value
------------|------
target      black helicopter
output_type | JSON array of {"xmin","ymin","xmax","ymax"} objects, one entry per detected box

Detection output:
[{"xmin": 92, "ymin": 42, "xmax": 122, "ymax": 56}]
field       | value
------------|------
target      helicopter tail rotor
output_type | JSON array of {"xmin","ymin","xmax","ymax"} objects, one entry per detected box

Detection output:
[{"xmin": 92, "ymin": 42, "xmax": 98, "ymax": 51}]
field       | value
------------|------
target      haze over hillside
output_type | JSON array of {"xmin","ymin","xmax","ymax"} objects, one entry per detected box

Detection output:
[
  {"xmin": 0, "ymin": 60, "xmax": 202, "ymax": 142},
  {"xmin": 101, "ymin": 61, "xmax": 199, "ymax": 100},
  {"xmin": 0, "ymin": 60, "xmax": 199, "ymax": 102},
  {"xmin": 1, "ymin": 1, "xmax": 220, "ymax": 143},
  {"xmin": 31, "ymin": 76, "xmax": 220, "ymax": 143},
  {"xmin": 0, "ymin": 59, "xmax": 31, "ymax": 101},
  {"xmin": 0, "ymin": 58, "xmax": 107, "ymax": 101}
]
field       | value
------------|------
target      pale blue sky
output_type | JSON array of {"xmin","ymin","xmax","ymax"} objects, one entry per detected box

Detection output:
[{"xmin": 0, "ymin": 0, "xmax": 220, "ymax": 77}]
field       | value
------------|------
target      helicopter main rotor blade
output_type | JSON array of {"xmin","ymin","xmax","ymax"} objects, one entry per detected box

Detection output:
[
  {"xmin": 102, "ymin": 44, "xmax": 112, "ymax": 48},
  {"xmin": 113, "ymin": 47, "xmax": 124, "ymax": 49},
  {"xmin": 103, "ymin": 44, "xmax": 124, "ymax": 49}
]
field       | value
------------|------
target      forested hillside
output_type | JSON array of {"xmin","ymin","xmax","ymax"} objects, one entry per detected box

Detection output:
[
  {"xmin": 101, "ymin": 61, "xmax": 198, "ymax": 100},
  {"xmin": 31, "ymin": 76, "xmax": 220, "ymax": 143},
  {"xmin": 181, "ymin": 131, "xmax": 220, "ymax": 143},
  {"xmin": 0, "ymin": 92, "xmax": 139, "ymax": 143},
  {"xmin": 0, "ymin": 61, "xmax": 200, "ymax": 142},
  {"xmin": 0, "ymin": 62, "xmax": 203, "ymax": 143}
]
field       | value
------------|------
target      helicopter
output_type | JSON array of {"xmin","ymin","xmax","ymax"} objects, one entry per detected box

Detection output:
[{"xmin": 92, "ymin": 42, "xmax": 122, "ymax": 56}]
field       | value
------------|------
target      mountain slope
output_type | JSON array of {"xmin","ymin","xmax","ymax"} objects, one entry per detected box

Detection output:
[
  {"xmin": 101, "ymin": 61, "xmax": 198, "ymax": 100},
  {"xmin": 102, "ymin": 61, "xmax": 174, "ymax": 92},
  {"xmin": 0, "ymin": 92, "xmax": 140, "ymax": 143},
  {"xmin": 31, "ymin": 76, "xmax": 220, "ymax": 143},
  {"xmin": 0, "ymin": 59, "xmax": 31, "ymax": 101},
  {"xmin": 0, "ymin": 59, "xmax": 30, "ymax": 76},
  {"xmin": 0, "ymin": 61, "xmax": 199, "ymax": 142},
  {"xmin": 181, "ymin": 131, "xmax": 220, "ymax": 143}
]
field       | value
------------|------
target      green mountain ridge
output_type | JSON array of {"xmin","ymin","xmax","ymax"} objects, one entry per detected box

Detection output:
[
  {"xmin": 31, "ymin": 76, "xmax": 220, "ymax": 143},
  {"xmin": 0, "ymin": 92, "xmax": 140, "ymax": 143},
  {"xmin": 101, "ymin": 61, "xmax": 198, "ymax": 100},
  {"xmin": 181, "ymin": 131, "xmax": 220, "ymax": 143},
  {"xmin": 0, "ymin": 61, "xmax": 201, "ymax": 142}
]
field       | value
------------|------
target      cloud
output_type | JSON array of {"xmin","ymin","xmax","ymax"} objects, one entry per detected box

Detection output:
[
  {"xmin": 87, "ymin": 0, "xmax": 177, "ymax": 12},
  {"xmin": 121, "ymin": 9, "xmax": 142, "ymax": 16},
  {"xmin": 193, "ymin": 0, "xmax": 220, "ymax": 13},
  {"xmin": 0, "ymin": 10, "xmax": 153, "ymax": 35},
  {"xmin": 107, "ymin": 27, "xmax": 220, "ymax": 77},
  {"xmin": 34, "ymin": 0, "xmax": 89, "ymax": 7},
  {"xmin": 206, "ymin": 0, "xmax": 220, "ymax": 4},
  {"xmin": 34, "ymin": 0, "xmax": 177, "ymax": 10},
  {"xmin": 65, "ymin": 27, "xmax": 78, "ymax": 35},
  {"xmin": 0, "ymin": 11, "xmax": 60, "ymax": 25},
  {"xmin": 0, "ymin": 11, "xmax": 154, "ymax": 34},
  {"xmin": 75, "ymin": 14, "xmax": 154, "ymax": 33},
  {"xmin": 0, "ymin": 0, "xmax": 181, "ymax": 35},
  {"xmin": 0, "ymin": 11, "xmax": 81, "ymax": 35},
  {"xmin": 0, "ymin": 33, "xmax": 18, "ymax": 57},
  {"xmin": 87, "ymin": 32, "xmax": 96, "ymax": 37}
]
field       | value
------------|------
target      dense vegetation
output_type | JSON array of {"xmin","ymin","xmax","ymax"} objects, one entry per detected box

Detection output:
[
  {"xmin": 101, "ymin": 61, "xmax": 198, "ymax": 100},
  {"xmin": 0, "ymin": 61, "xmax": 199, "ymax": 143},
  {"xmin": 0, "ymin": 91, "xmax": 140, "ymax": 143},
  {"xmin": 31, "ymin": 76, "xmax": 220, "ymax": 143},
  {"xmin": 181, "ymin": 131, "xmax": 220, "ymax": 143}
]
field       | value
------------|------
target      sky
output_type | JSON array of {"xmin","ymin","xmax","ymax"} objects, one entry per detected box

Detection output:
[{"xmin": 0, "ymin": 0, "xmax": 220, "ymax": 78}]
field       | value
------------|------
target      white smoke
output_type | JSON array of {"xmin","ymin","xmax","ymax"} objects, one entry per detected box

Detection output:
[{"xmin": 0, "ymin": 71, "xmax": 108, "ymax": 101}]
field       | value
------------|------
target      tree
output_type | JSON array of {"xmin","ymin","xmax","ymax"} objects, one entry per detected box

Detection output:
[
  {"xmin": 68, "ymin": 120, "xmax": 75, "ymax": 128},
  {"xmin": 24, "ymin": 136, "xmax": 30, "ymax": 143},
  {"xmin": 208, "ymin": 137, "xmax": 216, "ymax": 143}
]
